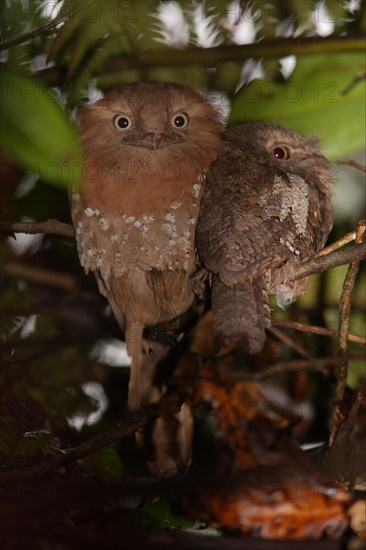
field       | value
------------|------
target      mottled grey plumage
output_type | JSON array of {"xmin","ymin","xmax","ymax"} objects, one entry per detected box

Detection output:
[{"xmin": 196, "ymin": 122, "xmax": 333, "ymax": 353}]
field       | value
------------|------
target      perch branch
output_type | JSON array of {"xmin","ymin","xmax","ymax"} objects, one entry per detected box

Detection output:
[
  {"xmin": 313, "ymin": 231, "xmax": 356, "ymax": 258},
  {"xmin": 1, "ymin": 221, "xmax": 365, "ymax": 348},
  {"xmin": 0, "ymin": 219, "xmax": 74, "ymax": 238},
  {"xmin": 0, "ymin": 395, "xmax": 182, "ymax": 485},
  {"xmin": 1, "ymin": 221, "xmax": 364, "ymax": 277},
  {"xmin": 291, "ymin": 241, "xmax": 366, "ymax": 281}
]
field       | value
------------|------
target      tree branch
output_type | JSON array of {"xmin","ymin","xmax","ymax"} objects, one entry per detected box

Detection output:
[
  {"xmin": 34, "ymin": 34, "xmax": 366, "ymax": 87},
  {"xmin": 0, "ymin": 15, "xmax": 69, "ymax": 50},
  {"xmin": 0, "ymin": 219, "xmax": 74, "ymax": 238},
  {"xmin": 272, "ymin": 319, "xmax": 366, "ymax": 346},
  {"xmin": 233, "ymin": 357, "xmax": 338, "ymax": 381},
  {"xmin": 290, "ymin": 242, "xmax": 366, "ymax": 281},
  {"xmin": 0, "ymin": 396, "xmax": 182, "ymax": 485},
  {"xmin": 5, "ymin": 262, "xmax": 78, "ymax": 291},
  {"xmin": 336, "ymin": 159, "xmax": 366, "ymax": 172},
  {"xmin": 313, "ymin": 231, "xmax": 356, "ymax": 258},
  {"xmin": 1, "ymin": 222, "xmax": 365, "ymax": 346},
  {"xmin": 329, "ymin": 223, "xmax": 365, "ymax": 447},
  {"xmin": 340, "ymin": 72, "xmax": 366, "ymax": 96},
  {"xmin": 268, "ymin": 325, "xmax": 313, "ymax": 359},
  {"xmin": 1, "ymin": 221, "xmax": 365, "ymax": 275}
]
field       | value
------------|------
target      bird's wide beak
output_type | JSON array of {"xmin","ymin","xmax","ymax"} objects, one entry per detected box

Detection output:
[{"xmin": 142, "ymin": 132, "xmax": 168, "ymax": 150}]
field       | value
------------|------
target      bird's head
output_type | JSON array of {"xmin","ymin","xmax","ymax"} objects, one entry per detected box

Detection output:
[{"xmin": 77, "ymin": 81, "xmax": 225, "ymax": 179}]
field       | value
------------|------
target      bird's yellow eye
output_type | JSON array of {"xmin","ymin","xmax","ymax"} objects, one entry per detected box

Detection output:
[
  {"xmin": 172, "ymin": 112, "xmax": 189, "ymax": 129},
  {"xmin": 272, "ymin": 146, "xmax": 290, "ymax": 160},
  {"xmin": 113, "ymin": 114, "xmax": 132, "ymax": 130}
]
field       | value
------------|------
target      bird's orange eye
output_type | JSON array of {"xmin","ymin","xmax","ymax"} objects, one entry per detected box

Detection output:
[
  {"xmin": 272, "ymin": 146, "xmax": 290, "ymax": 160},
  {"xmin": 172, "ymin": 113, "xmax": 189, "ymax": 129},
  {"xmin": 113, "ymin": 114, "xmax": 131, "ymax": 130}
]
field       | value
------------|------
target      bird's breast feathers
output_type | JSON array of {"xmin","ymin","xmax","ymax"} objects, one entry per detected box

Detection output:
[{"xmin": 71, "ymin": 175, "xmax": 203, "ymax": 280}]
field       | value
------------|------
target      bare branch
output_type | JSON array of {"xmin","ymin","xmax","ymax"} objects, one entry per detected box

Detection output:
[
  {"xmin": 0, "ymin": 15, "xmax": 69, "ymax": 50},
  {"xmin": 313, "ymin": 231, "xmax": 356, "ymax": 258},
  {"xmin": 1, "ymin": 220, "xmax": 364, "ymax": 282},
  {"xmin": 336, "ymin": 159, "xmax": 366, "ymax": 172},
  {"xmin": 36, "ymin": 34, "xmax": 366, "ymax": 87},
  {"xmin": 340, "ymin": 72, "xmax": 366, "ymax": 96},
  {"xmin": 272, "ymin": 319, "xmax": 366, "ymax": 346},
  {"xmin": 0, "ymin": 396, "xmax": 182, "ymax": 485},
  {"xmin": 0, "ymin": 219, "xmax": 74, "ymax": 238},
  {"xmin": 234, "ymin": 358, "xmax": 338, "ymax": 381},
  {"xmin": 329, "ymin": 223, "xmax": 365, "ymax": 447},
  {"xmin": 268, "ymin": 326, "xmax": 313, "ymax": 359},
  {"xmin": 291, "ymin": 241, "xmax": 366, "ymax": 281},
  {"xmin": 5, "ymin": 262, "xmax": 78, "ymax": 291}
]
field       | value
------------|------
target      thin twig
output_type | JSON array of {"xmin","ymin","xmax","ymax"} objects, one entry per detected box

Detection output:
[
  {"xmin": 0, "ymin": 396, "xmax": 182, "ymax": 485},
  {"xmin": 272, "ymin": 319, "xmax": 366, "ymax": 345},
  {"xmin": 336, "ymin": 159, "xmax": 366, "ymax": 172},
  {"xmin": 0, "ymin": 219, "xmax": 74, "ymax": 238},
  {"xmin": 234, "ymin": 358, "xmax": 338, "ymax": 381},
  {"xmin": 0, "ymin": 14, "xmax": 68, "ymax": 50},
  {"xmin": 2, "ymin": 264, "xmax": 101, "ymax": 304},
  {"xmin": 268, "ymin": 326, "xmax": 313, "ymax": 359},
  {"xmin": 329, "ymin": 222, "xmax": 365, "ymax": 447},
  {"xmin": 313, "ymin": 231, "xmax": 356, "ymax": 258},
  {"xmin": 5, "ymin": 262, "xmax": 78, "ymax": 291},
  {"xmin": 340, "ymin": 72, "xmax": 366, "ymax": 95},
  {"xmin": 336, "ymin": 267, "xmax": 361, "ymax": 390}
]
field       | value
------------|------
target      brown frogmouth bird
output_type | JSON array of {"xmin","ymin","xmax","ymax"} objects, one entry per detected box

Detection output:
[
  {"xmin": 71, "ymin": 81, "xmax": 224, "ymax": 475},
  {"xmin": 196, "ymin": 122, "xmax": 333, "ymax": 354}
]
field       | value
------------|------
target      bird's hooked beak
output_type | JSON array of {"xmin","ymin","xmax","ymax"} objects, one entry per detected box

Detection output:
[{"xmin": 141, "ymin": 132, "xmax": 169, "ymax": 150}]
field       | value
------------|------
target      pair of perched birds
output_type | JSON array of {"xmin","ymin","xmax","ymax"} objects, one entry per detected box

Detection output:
[{"xmin": 71, "ymin": 81, "xmax": 333, "ymax": 475}]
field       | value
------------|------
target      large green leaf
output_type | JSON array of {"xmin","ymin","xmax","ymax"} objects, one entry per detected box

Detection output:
[
  {"xmin": 230, "ymin": 53, "xmax": 365, "ymax": 158},
  {"xmin": 0, "ymin": 421, "xmax": 51, "ymax": 458},
  {"xmin": 82, "ymin": 446, "xmax": 123, "ymax": 483},
  {"xmin": 0, "ymin": 69, "xmax": 82, "ymax": 188},
  {"xmin": 48, "ymin": 0, "xmax": 158, "ymax": 102}
]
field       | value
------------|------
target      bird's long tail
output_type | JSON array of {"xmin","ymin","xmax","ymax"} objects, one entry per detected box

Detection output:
[
  {"xmin": 211, "ymin": 274, "xmax": 271, "ymax": 354},
  {"xmin": 127, "ymin": 325, "xmax": 192, "ymax": 476}
]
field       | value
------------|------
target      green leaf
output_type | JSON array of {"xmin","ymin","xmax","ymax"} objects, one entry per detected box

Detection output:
[
  {"xmin": 0, "ymin": 421, "xmax": 51, "ymax": 457},
  {"xmin": 48, "ymin": 0, "xmax": 140, "ymax": 98},
  {"xmin": 230, "ymin": 53, "xmax": 366, "ymax": 159},
  {"xmin": 143, "ymin": 497, "xmax": 197, "ymax": 528},
  {"xmin": 82, "ymin": 446, "xmax": 123, "ymax": 483},
  {"xmin": 0, "ymin": 69, "xmax": 82, "ymax": 188}
]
